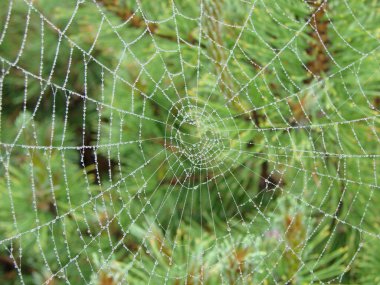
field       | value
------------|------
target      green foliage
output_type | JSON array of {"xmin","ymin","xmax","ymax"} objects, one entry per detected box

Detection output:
[{"xmin": 1, "ymin": 0, "xmax": 380, "ymax": 284}]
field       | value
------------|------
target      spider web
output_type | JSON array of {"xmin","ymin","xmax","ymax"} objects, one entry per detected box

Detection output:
[{"xmin": 0, "ymin": 0, "xmax": 380, "ymax": 284}]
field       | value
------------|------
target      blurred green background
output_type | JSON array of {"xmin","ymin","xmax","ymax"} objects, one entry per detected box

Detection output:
[{"xmin": 1, "ymin": 0, "xmax": 380, "ymax": 284}]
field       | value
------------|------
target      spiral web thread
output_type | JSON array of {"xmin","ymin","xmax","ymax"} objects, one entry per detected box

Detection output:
[{"xmin": 0, "ymin": 0, "xmax": 380, "ymax": 284}]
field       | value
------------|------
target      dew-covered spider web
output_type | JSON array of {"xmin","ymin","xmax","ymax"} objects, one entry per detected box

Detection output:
[{"xmin": 1, "ymin": 0, "xmax": 380, "ymax": 284}]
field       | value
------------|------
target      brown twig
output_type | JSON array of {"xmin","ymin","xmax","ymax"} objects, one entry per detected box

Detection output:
[
  {"xmin": 304, "ymin": 1, "xmax": 330, "ymax": 84},
  {"xmin": 97, "ymin": 0, "xmax": 206, "ymax": 47}
]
